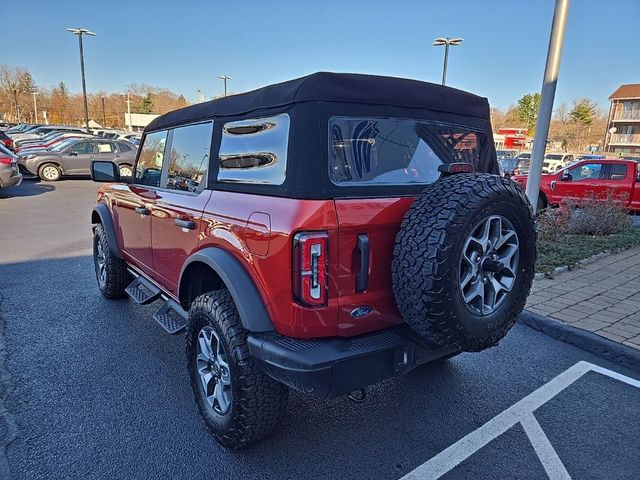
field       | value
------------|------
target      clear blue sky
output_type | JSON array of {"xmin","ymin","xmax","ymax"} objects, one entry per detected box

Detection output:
[{"xmin": 4, "ymin": 0, "xmax": 639, "ymax": 110}]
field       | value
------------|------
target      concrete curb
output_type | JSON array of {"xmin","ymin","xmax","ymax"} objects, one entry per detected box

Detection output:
[
  {"xmin": 520, "ymin": 310, "xmax": 640, "ymax": 373},
  {"xmin": 534, "ymin": 250, "xmax": 614, "ymax": 280}
]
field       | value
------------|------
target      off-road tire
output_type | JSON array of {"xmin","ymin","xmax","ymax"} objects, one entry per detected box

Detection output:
[
  {"xmin": 392, "ymin": 173, "xmax": 536, "ymax": 352},
  {"xmin": 93, "ymin": 223, "xmax": 129, "ymax": 299},
  {"xmin": 38, "ymin": 163, "xmax": 61, "ymax": 181},
  {"xmin": 186, "ymin": 290, "xmax": 289, "ymax": 449}
]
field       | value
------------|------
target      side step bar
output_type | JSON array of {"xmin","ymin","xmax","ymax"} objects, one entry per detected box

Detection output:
[
  {"xmin": 125, "ymin": 270, "xmax": 189, "ymax": 334},
  {"xmin": 125, "ymin": 275, "xmax": 162, "ymax": 305},
  {"xmin": 153, "ymin": 298, "xmax": 188, "ymax": 335}
]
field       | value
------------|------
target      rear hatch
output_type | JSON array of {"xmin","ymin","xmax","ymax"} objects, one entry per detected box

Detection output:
[{"xmin": 329, "ymin": 116, "xmax": 492, "ymax": 336}]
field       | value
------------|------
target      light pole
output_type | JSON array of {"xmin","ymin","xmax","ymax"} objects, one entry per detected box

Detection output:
[
  {"xmin": 101, "ymin": 96, "xmax": 106, "ymax": 127},
  {"xmin": 433, "ymin": 37, "xmax": 463, "ymax": 86},
  {"xmin": 524, "ymin": 0, "xmax": 570, "ymax": 213},
  {"xmin": 217, "ymin": 75, "xmax": 233, "ymax": 97},
  {"xmin": 31, "ymin": 91, "xmax": 39, "ymax": 124},
  {"xmin": 66, "ymin": 27, "xmax": 96, "ymax": 132}
]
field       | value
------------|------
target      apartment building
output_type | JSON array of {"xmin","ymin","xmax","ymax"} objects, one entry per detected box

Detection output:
[{"xmin": 605, "ymin": 84, "xmax": 640, "ymax": 155}]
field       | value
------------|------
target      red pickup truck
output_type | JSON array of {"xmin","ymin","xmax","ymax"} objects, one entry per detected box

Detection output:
[{"xmin": 512, "ymin": 158, "xmax": 640, "ymax": 210}]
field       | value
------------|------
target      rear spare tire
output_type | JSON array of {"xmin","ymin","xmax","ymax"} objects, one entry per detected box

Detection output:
[{"xmin": 392, "ymin": 173, "xmax": 536, "ymax": 352}]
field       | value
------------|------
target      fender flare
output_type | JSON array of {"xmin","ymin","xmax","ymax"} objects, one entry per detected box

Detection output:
[
  {"xmin": 91, "ymin": 203, "xmax": 123, "ymax": 259},
  {"xmin": 179, "ymin": 248, "xmax": 275, "ymax": 333}
]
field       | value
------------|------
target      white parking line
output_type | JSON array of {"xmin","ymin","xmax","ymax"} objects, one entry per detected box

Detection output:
[
  {"xmin": 520, "ymin": 413, "xmax": 571, "ymax": 480},
  {"xmin": 401, "ymin": 361, "xmax": 640, "ymax": 480}
]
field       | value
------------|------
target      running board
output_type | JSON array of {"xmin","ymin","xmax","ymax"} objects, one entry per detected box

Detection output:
[
  {"xmin": 153, "ymin": 299, "xmax": 188, "ymax": 335},
  {"xmin": 125, "ymin": 276, "xmax": 162, "ymax": 305}
]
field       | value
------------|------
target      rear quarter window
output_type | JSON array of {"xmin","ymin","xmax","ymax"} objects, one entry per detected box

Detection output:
[
  {"xmin": 329, "ymin": 116, "xmax": 486, "ymax": 186},
  {"xmin": 217, "ymin": 113, "xmax": 290, "ymax": 185}
]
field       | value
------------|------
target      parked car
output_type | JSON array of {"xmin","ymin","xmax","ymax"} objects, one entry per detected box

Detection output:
[
  {"xmin": 0, "ymin": 144, "xmax": 22, "ymax": 190},
  {"xmin": 499, "ymin": 152, "xmax": 531, "ymax": 177},
  {"xmin": 496, "ymin": 149, "xmax": 519, "ymax": 160},
  {"xmin": 0, "ymin": 130, "xmax": 14, "ymax": 152},
  {"xmin": 89, "ymin": 72, "xmax": 536, "ymax": 448},
  {"xmin": 512, "ymin": 158, "xmax": 640, "ymax": 210},
  {"xmin": 16, "ymin": 132, "xmax": 94, "ymax": 153},
  {"xmin": 9, "ymin": 125, "xmax": 86, "ymax": 143},
  {"xmin": 20, "ymin": 139, "xmax": 137, "ymax": 181}
]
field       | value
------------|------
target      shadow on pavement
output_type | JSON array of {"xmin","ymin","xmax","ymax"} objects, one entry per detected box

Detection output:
[{"xmin": 0, "ymin": 181, "xmax": 55, "ymax": 198}]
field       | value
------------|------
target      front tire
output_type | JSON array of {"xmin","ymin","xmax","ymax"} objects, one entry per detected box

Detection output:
[
  {"xmin": 186, "ymin": 290, "xmax": 289, "ymax": 449},
  {"xmin": 93, "ymin": 223, "xmax": 130, "ymax": 298},
  {"xmin": 39, "ymin": 163, "xmax": 61, "ymax": 182}
]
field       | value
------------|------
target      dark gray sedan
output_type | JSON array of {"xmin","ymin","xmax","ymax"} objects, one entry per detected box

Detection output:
[{"xmin": 20, "ymin": 139, "xmax": 137, "ymax": 181}]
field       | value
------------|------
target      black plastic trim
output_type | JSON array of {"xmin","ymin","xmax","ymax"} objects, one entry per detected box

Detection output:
[
  {"xmin": 248, "ymin": 325, "xmax": 459, "ymax": 398},
  {"xmin": 179, "ymin": 248, "xmax": 275, "ymax": 333},
  {"xmin": 91, "ymin": 203, "xmax": 122, "ymax": 259}
]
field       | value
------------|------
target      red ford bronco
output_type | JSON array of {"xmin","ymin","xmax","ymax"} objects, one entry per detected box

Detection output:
[{"xmin": 90, "ymin": 72, "xmax": 536, "ymax": 448}]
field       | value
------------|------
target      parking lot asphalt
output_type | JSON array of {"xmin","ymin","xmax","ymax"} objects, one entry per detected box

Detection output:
[{"xmin": 1, "ymin": 180, "xmax": 639, "ymax": 480}]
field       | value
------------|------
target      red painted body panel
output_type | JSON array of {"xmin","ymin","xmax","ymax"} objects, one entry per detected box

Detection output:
[
  {"xmin": 198, "ymin": 191, "xmax": 341, "ymax": 338},
  {"xmin": 334, "ymin": 198, "xmax": 415, "ymax": 335},
  {"xmin": 512, "ymin": 159, "xmax": 640, "ymax": 210},
  {"xmin": 151, "ymin": 189, "xmax": 213, "ymax": 293}
]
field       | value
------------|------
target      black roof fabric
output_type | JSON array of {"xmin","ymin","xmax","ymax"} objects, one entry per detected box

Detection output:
[{"xmin": 146, "ymin": 72, "xmax": 491, "ymax": 131}]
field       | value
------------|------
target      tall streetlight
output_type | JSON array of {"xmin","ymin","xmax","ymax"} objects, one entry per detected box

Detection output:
[
  {"xmin": 433, "ymin": 37, "xmax": 463, "ymax": 86},
  {"xmin": 66, "ymin": 27, "xmax": 96, "ymax": 132},
  {"xmin": 217, "ymin": 75, "xmax": 233, "ymax": 97}
]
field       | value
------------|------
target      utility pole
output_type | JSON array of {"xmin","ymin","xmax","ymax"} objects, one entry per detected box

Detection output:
[
  {"xmin": 101, "ymin": 96, "xmax": 106, "ymax": 127},
  {"xmin": 433, "ymin": 37, "xmax": 463, "ymax": 86},
  {"xmin": 217, "ymin": 75, "xmax": 233, "ymax": 97},
  {"xmin": 66, "ymin": 27, "xmax": 96, "ymax": 132},
  {"xmin": 126, "ymin": 92, "xmax": 132, "ymax": 132},
  {"xmin": 525, "ymin": 0, "xmax": 570, "ymax": 212},
  {"xmin": 32, "ymin": 91, "xmax": 39, "ymax": 124},
  {"xmin": 12, "ymin": 88, "xmax": 20, "ymax": 123}
]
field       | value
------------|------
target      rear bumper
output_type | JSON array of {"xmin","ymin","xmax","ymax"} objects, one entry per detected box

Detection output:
[{"xmin": 248, "ymin": 325, "xmax": 459, "ymax": 398}]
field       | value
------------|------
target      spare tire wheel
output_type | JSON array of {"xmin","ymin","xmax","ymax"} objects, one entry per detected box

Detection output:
[{"xmin": 392, "ymin": 173, "xmax": 536, "ymax": 352}]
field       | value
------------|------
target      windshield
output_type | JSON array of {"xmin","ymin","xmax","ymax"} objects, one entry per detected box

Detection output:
[
  {"xmin": 545, "ymin": 154, "xmax": 563, "ymax": 160},
  {"xmin": 51, "ymin": 139, "xmax": 80, "ymax": 152},
  {"xmin": 518, "ymin": 159, "xmax": 531, "ymax": 173}
]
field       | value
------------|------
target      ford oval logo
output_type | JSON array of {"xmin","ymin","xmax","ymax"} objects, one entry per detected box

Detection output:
[{"xmin": 350, "ymin": 306, "xmax": 373, "ymax": 318}]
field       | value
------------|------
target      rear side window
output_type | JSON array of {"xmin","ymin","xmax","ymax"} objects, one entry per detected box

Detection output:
[
  {"xmin": 608, "ymin": 164, "xmax": 627, "ymax": 181},
  {"xmin": 217, "ymin": 113, "xmax": 289, "ymax": 185},
  {"xmin": 165, "ymin": 122, "xmax": 213, "ymax": 193},
  {"xmin": 135, "ymin": 130, "xmax": 167, "ymax": 187},
  {"xmin": 329, "ymin": 117, "xmax": 485, "ymax": 186},
  {"xmin": 118, "ymin": 142, "xmax": 133, "ymax": 152}
]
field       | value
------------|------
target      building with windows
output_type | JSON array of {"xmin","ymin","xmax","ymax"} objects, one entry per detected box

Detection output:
[{"xmin": 604, "ymin": 84, "xmax": 640, "ymax": 156}]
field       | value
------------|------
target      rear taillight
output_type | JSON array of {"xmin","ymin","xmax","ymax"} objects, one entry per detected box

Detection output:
[
  {"xmin": 0, "ymin": 155, "xmax": 13, "ymax": 165},
  {"xmin": 292, "ymin": 232, "xmax": 329, "ymax": 307},
  {"xmin": 2, "ymin": 139, "xmax": 12, "ymax": 147}
]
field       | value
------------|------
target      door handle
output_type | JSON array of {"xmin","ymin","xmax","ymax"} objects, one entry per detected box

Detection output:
[
  {"xmin": 135, "ymin": 207, "xmax": 150, "ymax": 216},
  {"xmin": 175, "ymin": 218, "xmax": 197, "ymax": 230},
  {"xmin": 590, "ymin": 183, "xmax": 598, "ymax": 186},
  {"xmin": 356, "ymin": 234, "xmax": 370, "ymax": 293}
]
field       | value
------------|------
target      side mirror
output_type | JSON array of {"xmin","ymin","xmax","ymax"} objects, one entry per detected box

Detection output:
[
  {"xmin": 560, "ymin": 171, "xmax": 572, "ymax": 181},
  {"xmin": 91, "ymin": 160, "xmax": 120, "ymax": 183}
]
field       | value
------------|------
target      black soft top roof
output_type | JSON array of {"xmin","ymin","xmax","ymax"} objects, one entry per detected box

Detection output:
[{"xmin": 146, "ymin": 72, "xmax": 490, "ymax": 131}]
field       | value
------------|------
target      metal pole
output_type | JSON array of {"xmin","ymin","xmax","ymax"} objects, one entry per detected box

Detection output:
[
  {"xmin": 101, "ymin": 96, "xmax": 106, "ymax": 127},
  {"xmin": 32, "ymin": 92, "xmax": 38, "ymax": 123},
  {"xmin": 224, "ymin": 78, "xmax": 227, "ymax": 97},
  {"xmin": 525, "ymin": 0, "xmax": 570, "ymax": 212},
  {"xmin": 78, "ymin": 33, "xmax": 90, "ymax": 132},
  {"xmin": 12, "ymin": 88, "xmax": 20, "ymax": 123},
  {"xmin": 126, "ymin": 92, "xmax": 132, "ymax": 132},
  {"xmin": 442, "ymin": 43, "xmax": 449, "ymax": 85}
]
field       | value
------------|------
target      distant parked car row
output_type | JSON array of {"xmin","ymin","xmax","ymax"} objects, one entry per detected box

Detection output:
[{"xmin": 1, "ymin": 123, "xmax": 139, "ymax": 182}]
